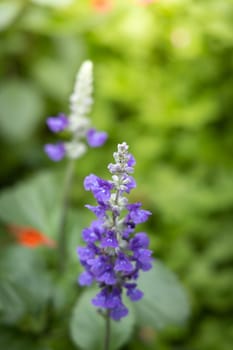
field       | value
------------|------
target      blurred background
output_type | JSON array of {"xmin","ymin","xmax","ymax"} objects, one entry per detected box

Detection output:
[{"xmin": 0, "ymin": 0, "xmax": 233, "ymax": 349}]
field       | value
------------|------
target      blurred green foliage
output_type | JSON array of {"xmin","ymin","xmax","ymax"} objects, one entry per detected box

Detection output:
[{"xmin": 0, "ymin": 0, "xmax": 233, "ymax": 349}]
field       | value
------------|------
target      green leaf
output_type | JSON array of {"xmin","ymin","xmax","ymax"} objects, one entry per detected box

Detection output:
[
  {"xmin": 70, "ymin": 289, "xmax": 135, "ymax": 350},
  {"xmin": 0, "ymin": 170, "xmax": 86, "ymax": 266},
  {"xmin": 0, "ymin": 79, "xmax": 44, "ymax": 142},
  {"xmin": 134, "ymin": 261, "xmax": 190, "ymax": 329},
  {"xmin": 0, "ymin": 1, "xmax": 22, "ymax": 31},
  {"xmin": 0, "ymin": 246, "xmax": 53, "ymax": 327},
  {"xmin": 0, "ymin": 280, "xmax": 25, "ymax": 324},
  {"xmin": 0, "ymin": 171, "xmax": 62, "ymax": 234}
]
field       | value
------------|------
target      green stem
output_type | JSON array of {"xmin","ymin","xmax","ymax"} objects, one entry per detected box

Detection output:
[
  {"xmin": 104, "ymin": 310, "xmax": 111, "ymax": 350},
  {"xmin": 57, "ymin": 159, "xmax": 75, "ymax": 273}
]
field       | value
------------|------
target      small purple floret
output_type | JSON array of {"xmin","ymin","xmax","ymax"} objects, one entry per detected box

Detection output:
[
  {"xmin": 126, "ymin": 203, "xmax": 152, "ymax": 224},
  {"xmin": 84, "ymin": 174, "xmax": 99, "ymax": 191},
  {"xmin": 129, "ymin": 232, "xmax": 150, "ymax": 250},
  {"xmin": 101, "ymin": 231, "xmax": 118, "ymax": 248},
  {"xmin": 110, "ymin": 303, "xmax": 129, "ymax": 321},
  {"xmin": 46, "ymin": 113, "xmax": 69, "ymax": 133},
  {"xmin": 114, "ymin": 253, "xmax": 134, "ymax": 273},
  {"xmin": 86, "ymin": 128, "xmax": 108, "ymax": 147},
  {"xmin": 78, "ymin": 271, "xmax": 93, "ymax": 286},
  {"xmin": 84, "ymin": 174, "xmax": 113, "ymax": 203},
  {"xmin": 98, "ymin": 267, "xmax": 117, "ymax": 285},
  {"xmin": 125, "ymin": 283, "xmax": 144, "ymax": 301},
  {"xmin": 44, "ymin": 142, "xmax": 66, "ymax": 161},
  {"xmin": 128, "ymin": 154, "xmax": 136, "ymax": 167}
]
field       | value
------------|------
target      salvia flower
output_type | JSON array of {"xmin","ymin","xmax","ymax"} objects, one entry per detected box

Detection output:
[
  {"xmin": 44, "ymin": 60, "xmax": 107, "ymax": 161},
  {"xmin": 77, "ymin": 142, "xmax": 153, "ymax": 320}
]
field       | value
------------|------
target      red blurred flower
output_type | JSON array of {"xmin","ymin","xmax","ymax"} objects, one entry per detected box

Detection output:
[
  {"xmin": 7, "ymin": 224, "xmax": 56, "ymax": 248},
  {"xmin": 91, "ymin": 0, "xmax": 113, "ymax": 13}
]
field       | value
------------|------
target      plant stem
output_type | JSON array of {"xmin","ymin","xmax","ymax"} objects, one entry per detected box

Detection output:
[
  {"xmin": 104, "ymin": 310, "xmax": 111, "ymax": 350},
  {"xmin": 57, "ymin": 159, "xmax": 75, "ymax": 273}
]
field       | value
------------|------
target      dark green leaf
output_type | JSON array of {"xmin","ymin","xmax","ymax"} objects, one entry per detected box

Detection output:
[{"xmin": 0, "ymin": 328, "xmax": 50, "ymax": 350}]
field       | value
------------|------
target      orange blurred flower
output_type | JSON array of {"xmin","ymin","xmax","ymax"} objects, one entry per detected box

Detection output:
[
  {"xmin": 91, "ymin": 0, "xmax": 113, "ymax": 13},
  {"xmin": 7, "ymin": 224, "xmax": 56, "ymax": 248}
]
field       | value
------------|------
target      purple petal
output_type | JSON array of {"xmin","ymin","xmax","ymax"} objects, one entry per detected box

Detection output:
[
  {"xmin": 126, "ymin": 203, "xmax": 151, "ymax": 224},
  {"xmin": 134, "ymin": 248, "xmax": 152, "ymax": 262},
  {"xmin": 92, "ymin": 289, "xmax": 107, "ymax": 308},
  {"xmin": 98, "ymin": 267, "xmax": 117, "ymax": 285},
  {"xmin": 93, "ymin": 179, "xmax": 113, "ymax": 203},
  {"xmin": 105, "ymin": 288, "xmax": 122, "ymax": 308},
  {"xmin": 77, "ymin": 246, "xmax": 95, "ymax": 262},
  {"xmin": 44, "ymin": 142, "xmax": 66, "ymax": 161},
  {"xmin": 123, "ymin": 175, "xmax": 136, "ymax": 193},
  {"xmin": 84, "ymin": 174, "xmax": 99, "ymax": 191},
  {"xmin": 82, "ymin": 227, "xmax": 99, "ymax": 243},
  {"xmin": 128, "ymin": 154, "xmax": 136, "ymax": 167},
  {"xmin": 78, "ymin": 271, "xmax": 93, "ymax": 286},
  {"xmin": 46, "ymin": 113, "xmax": 68, "ymax": 133},
  {"xmin": 110, "ymin": 303, "xmax": 129, "ymax": 320},
  {"xmin": 101, "ymin": 231, "xmax": 118, "ymax": 248},
  {"xmin": 129, "ymin": 232, "xmax": 150, "ymax": 250},
  {"xmin": 126, "ymin": 287, "xmax": 143, "ymax": 301},
  {"xmin": 85, "ymin": 204, "xmax": 108, "ymax": 218},
  {"xmin": 84, "ymin": 175, "xmax": 113, "ymax": 203},
  {"xmin": 114, "ymin": 253, "xmax": 134, "ymax": 273},
  {"xmin": 92, "ymin": 288, "xmax": 121, "ymax": 308},
  {"xmin": 134, "ymin": 249, "xmax": 153, "ymax": 271},
  {"xmin": 86, "ymin": 128, "xmax": 108, "ymax": 147},
  {"xmin": 89, "ymin": 256, "xmax": 108, "ymax": 276}
]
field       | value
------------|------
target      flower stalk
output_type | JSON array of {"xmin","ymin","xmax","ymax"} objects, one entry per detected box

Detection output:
[
  {"xmin": 44, "ymin": 60, "xmax": 108, "ymax": 272},
  {"xmin": 104, "ymin": 309, "xmax": 111, "ymax": 350},
  {"xmin": 57, "ymin": 159, "xmax": 75, "ymax": 272}
]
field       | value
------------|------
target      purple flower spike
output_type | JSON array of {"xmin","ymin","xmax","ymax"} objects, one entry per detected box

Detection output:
[
  {"xmin": 44, "ymin": 142, "xmax": 66, "ymax": 161},
  {"xmin": 77, "ymin": 142, "xmax": 152, "ymax": 320},
  {"xmin": 86, "ymin": 128, "xmax": 108, "ymax": 147},
  {"xmin": 46, "ymin": 113, "xmax": 69, "ymax": 133}
]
